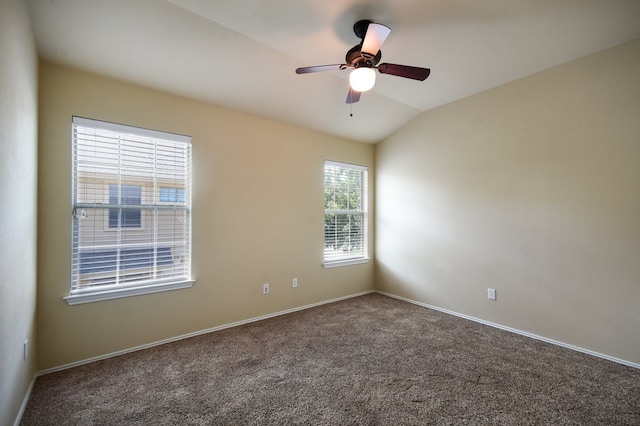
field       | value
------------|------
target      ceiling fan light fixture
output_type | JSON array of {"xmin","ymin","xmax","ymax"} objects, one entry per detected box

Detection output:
[
  {"xmin": 295, "ymin": 20, "xmax": 431, "ymax": 104},
  {"xmin": 349, "ymin": 67, "xmax": 376, "ymax": 92}
]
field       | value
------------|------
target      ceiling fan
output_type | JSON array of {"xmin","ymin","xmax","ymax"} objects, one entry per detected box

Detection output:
[{"xmin": 296, "ymin": 20, "xmax": 431, "ymax": 104}]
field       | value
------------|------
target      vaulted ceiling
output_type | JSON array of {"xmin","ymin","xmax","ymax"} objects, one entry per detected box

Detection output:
[{"xmin": 27, "ymin": 0, "xmax": 640, "ymax": 143}]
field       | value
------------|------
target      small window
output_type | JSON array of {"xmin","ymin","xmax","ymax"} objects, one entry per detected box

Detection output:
[
  {"xmin": 159, "ymin": 187, "xmax": 185, "ymax": 203},
  {"xmin": 323, "ymin": 161, "xmax": 369, "ymax": 267},
  {"xmin": 68, "ymin": 117, "xmax": 194, "ymax": 304}
]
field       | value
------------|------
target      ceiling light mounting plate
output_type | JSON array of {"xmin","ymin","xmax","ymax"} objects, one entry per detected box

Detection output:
[{"xmin": 353, "ymin": 19, "xmax": 373, "ymax": 39}]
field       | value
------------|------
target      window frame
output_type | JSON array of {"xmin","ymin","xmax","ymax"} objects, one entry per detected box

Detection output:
[
  {"xmin": 65, "ymin": 116, "xmax": 194, "ymax": 305},
  {"xmin": 323, "ymin": 160, "xmax": 369, "ymax": 268}
]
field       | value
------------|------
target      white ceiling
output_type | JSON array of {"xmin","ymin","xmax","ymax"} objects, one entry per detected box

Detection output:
[{"xmin": 27, "ymin": 0, "xmax": 640, "ymax": 143}]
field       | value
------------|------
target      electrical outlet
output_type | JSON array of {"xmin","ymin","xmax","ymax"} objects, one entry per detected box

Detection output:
[
  {"xmin": 23, "ymin": 339, "xmax": 29, "ymax": 361},
  {"xmin": 488, "ymin": 288, "xmax": 496, "ymax": 300},
  {"xmin": 263, "ymin": 283, "xmax": 269, "ymax": 294},
  {"xmin": 292, "ymin": 278, "xmax": 298, "ymax": 288}
]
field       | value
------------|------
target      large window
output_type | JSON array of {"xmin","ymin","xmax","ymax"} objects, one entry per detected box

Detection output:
[
  {"xmin": 67, "ymin": 117, "xmax": 193, "ymax": 304},
  {"xmin": 324, "ymin": 161, "xmax": 369, "ymax": 267}
]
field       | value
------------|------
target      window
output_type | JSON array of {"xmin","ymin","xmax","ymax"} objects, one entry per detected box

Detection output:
[
  {"xmin": 67, "ymin": 116, "xmax": 193, "ymax": 304},
  {"xmin": 323, "ymin": 161, "xmax": 369, "ymax": 267},
  {"xmin": 108, "ymin": 184, "xmax": 142, "ymax": 228},
  {"xmin": 159, "ymin": 187, "xmax": 185, "ymax": 203}
]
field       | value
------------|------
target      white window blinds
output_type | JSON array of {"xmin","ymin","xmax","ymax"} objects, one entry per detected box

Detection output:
[
  {"xmin": 71, "ymin": 117, "xmax": 192, "ymax": 297},
  {"xmin": 324, "ymin": 161, "xmax": 368, "ymax": 265}
]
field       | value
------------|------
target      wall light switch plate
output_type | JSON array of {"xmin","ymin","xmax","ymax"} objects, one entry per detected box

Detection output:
[
  {"xmin": 263, "ymin": 283, "xmax": 269, "ymax": 294},
  {"xmin": 488, "ymin": 288, "xmax": 496, "ymax": 300},
  {"xmin": 292, "ymin": 278, "xmax": 298, "ymax": 288}
]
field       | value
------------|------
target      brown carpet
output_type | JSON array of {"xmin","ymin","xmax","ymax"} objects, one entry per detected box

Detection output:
[{"xmin": 21, "ymin": 293, "xmax": 640, "ymax": 425}]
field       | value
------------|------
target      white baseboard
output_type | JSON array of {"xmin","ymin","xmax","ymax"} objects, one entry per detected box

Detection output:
[
  {"xmin": 376, "ymin": 290, "xmax": 640, "ymax": 370},
  {"xmin": 35, "ymin": 287, "xmax": 639, "ymax": 377},
  {"xmin": 38, "ymin": 290, "xmax": 375, "ymax": 376},
  {"xmin": 13, "ymin": 375, "xmax": 36, "ymax": 426}
]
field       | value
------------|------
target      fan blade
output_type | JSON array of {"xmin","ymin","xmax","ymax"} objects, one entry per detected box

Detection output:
[
  {"xmin": 361, "ymin": 23, "xmax": 391, "ymax": 58},
  {"xmin": 296, "ymin": 64, "xmax": 344, "ymax": 74},
  {"xmin": 346, "ymin": 87, "xmax": 361, "ymax": 104},
  {"xmin": 378, "ymin": 63, "xmax": 431, "ymax": 81}
]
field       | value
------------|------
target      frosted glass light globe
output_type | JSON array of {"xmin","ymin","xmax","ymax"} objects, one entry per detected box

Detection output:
[{"xmin": 349, "ymin": 67, "xmax": 376, "ymax": 92}]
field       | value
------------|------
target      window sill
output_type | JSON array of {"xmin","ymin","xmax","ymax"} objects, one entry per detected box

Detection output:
[
  {"xmin": 64, "ymin": 279, "xmax": 195, "ymax": 305},
  {"xmin": 323, "ymin": 258, "xmax": 370, "ymax": 269}
]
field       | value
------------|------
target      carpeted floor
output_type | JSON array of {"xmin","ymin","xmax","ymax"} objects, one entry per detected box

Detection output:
[{"xmin": 21, "ymin": 293, "xmax": 640, "ymax": 425}]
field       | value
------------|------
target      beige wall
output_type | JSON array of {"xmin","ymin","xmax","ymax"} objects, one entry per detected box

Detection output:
[
  {"xmin": 37, "ymin": 62, "xmax": 375, "ymax": 370},
  {"xmin": 0, "ymin": 0, "xmax": 39, "ymax": 424},
  {"xmin": 376, "ymin": 38, "xmax": 640, "ymax": 365}
]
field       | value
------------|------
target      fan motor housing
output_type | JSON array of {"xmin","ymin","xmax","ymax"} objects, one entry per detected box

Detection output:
[{"xmin": 346, "ymin": 44, "xmax": 382, "ymax": 67}]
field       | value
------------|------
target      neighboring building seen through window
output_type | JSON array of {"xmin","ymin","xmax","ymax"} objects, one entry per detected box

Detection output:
[
  {"xmin": 323, "ymin": 160, "xmax": 368, "ymax": 267},
  {"xmin": 68, "ymin": 116, "xmax": 193, "ymax": 304}
]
